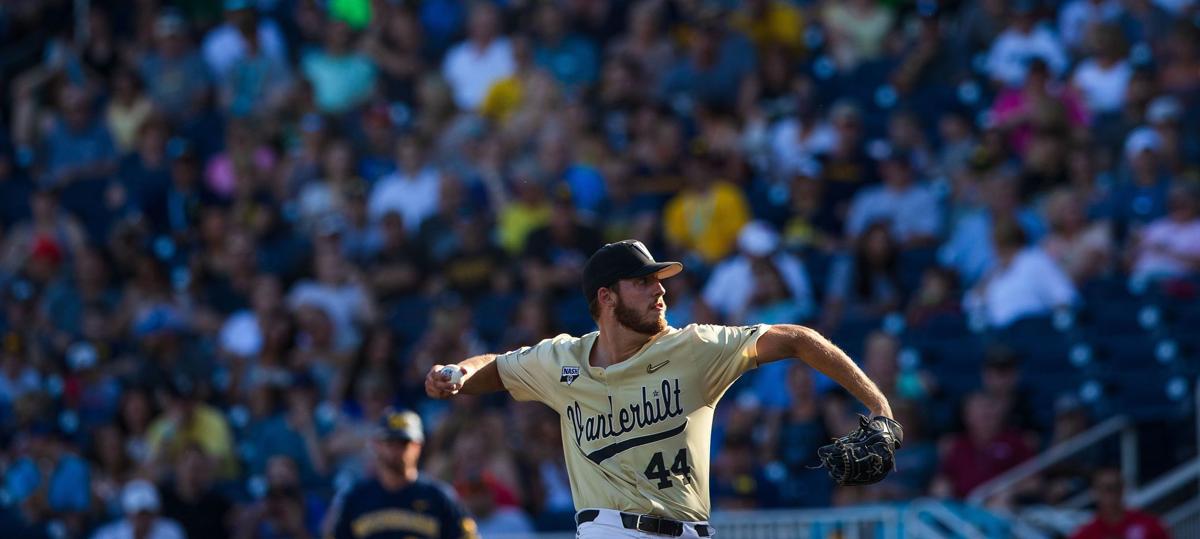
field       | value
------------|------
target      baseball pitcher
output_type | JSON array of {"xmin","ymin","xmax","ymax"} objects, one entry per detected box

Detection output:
[{"xmin": 425, "ymin": 240, "xmax": 902, "ymax": 538}]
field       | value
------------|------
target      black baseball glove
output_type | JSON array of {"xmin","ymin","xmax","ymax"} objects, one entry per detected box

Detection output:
[{"xmin": 816, "ymin": 415, "xmax": 904, "ymax": 486}]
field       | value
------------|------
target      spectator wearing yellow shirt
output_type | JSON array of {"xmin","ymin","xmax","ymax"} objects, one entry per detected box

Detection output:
[
  {"xmin": 732, "ymin": 0, "xmax": 805, "ymax": 55},
  {"xmin": 663, "ymin": 152, "xmax": 751, "ymax": 264},
  {"xmin": 496, "ymin": 175, "xmax": 554, "ymax": 255},
  {"xmin": 145, "ymin": 376, "xmax": 238, "ymax": 480}
]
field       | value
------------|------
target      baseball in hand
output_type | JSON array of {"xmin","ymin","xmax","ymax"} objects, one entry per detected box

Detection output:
[{"xmin": 439, "ymin": 365, "xmax": 464, "ymax": 386}]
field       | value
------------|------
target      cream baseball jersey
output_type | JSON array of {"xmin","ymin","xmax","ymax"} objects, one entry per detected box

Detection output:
[{"xmin": 496, "ymin": 323, "xmax": 769, "ymax": 522}]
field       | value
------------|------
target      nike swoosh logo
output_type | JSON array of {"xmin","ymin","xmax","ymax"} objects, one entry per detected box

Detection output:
[{"xmin": 646, "ymin": 360, "xmax": 670, "ymax": 374}]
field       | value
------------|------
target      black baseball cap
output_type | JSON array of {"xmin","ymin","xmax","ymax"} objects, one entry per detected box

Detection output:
[
  {"xmin": 582, "ymin": 240, "xmax": 683, "ymax": 301},
  {"xmin": 375, "ymin": 408, "xmax": 424, "ymax": 443}
]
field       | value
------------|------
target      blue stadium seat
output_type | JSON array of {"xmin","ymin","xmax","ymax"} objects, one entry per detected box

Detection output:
[
  {"xmin": 1027, "ymin": 372, "xmax": 1084, "ymax": 428},
  {"xmin": 1089, "ymin": 334, "xmax": 1160, "ymax": 369},
  {"xmin": 912, "ymin": 335, "xmax": 986, "ymax": 383},
  {"xmin": 1108, "ymin": 371, "xmax": 1194, "ymax": 421},
  {"xmin": 1080, "ymin": 299, "xmax": 1155, "ymax": 336},
  {"xmin": 994, "ymin": 316, "xmax": 1079, "ymax": 371}
]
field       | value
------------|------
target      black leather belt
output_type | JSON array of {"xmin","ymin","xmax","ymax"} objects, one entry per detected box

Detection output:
[{"xmin": 575, "ymin": 509, "xmax": 712, "ymax": 537}]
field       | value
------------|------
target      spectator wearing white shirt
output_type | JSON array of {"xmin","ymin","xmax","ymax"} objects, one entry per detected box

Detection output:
[
  {"xmin": 966, "ymin": 217, "xmax": 1077, "ymax": 328},
  {"xmin": 845, "ymin": 149, "xmax": 942, "ymax": 247},
  {"xmin": 1071, "ymin": 24, "xmax": 1132, "ymax": 115},
  {"xmin": 91, "ymin": 480, "xmax": 185, "ymax": 539},
  {"xmin": 288, "ymin": 249, "xmax": 377, "ymax": 353},
  {"xmin": 1058, "ymin": 0, "xmax": 1124, "ymax": 52},
  {"xmin": 367, "ymin": 134, "xmax": 442, "ymax": 233},
  {"xmin": 217, "ymin": 273, "xmax": 282, "ymax": 360},
  {"xmin": 1131, "ymin": 184, "xmax": 1200, "ymax": 282},
  {"xmin": 442, "ymin": 2, "xmax": 516, "ymax": 111},
  {"xmin": 768, "ymin": 99, "xmax": 838, "ymax": 180},
  {"xmin": 202, "ymin": 1, "xmax": 288, "ymax": 85},
  {"xmin": 702, "ymin": 221, "xmax": 814, "ymax": 325},
  {"xmin": 985, "ymin": 1, "xmax": 1069, "ymax": 87}
]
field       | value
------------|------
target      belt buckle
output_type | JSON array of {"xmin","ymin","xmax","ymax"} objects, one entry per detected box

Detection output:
[{"xmin": 635, "ymin": 514, "xmax": 659, "ymax": 534}]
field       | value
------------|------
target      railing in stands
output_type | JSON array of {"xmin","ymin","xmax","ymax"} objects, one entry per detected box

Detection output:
[
  {"xmin": 1011, "ymin": 375, "xmax": 1200, "ymax": 537},
  {"xmin": 709, "ymin": 505, "xmax": 903, "ymax": 539},
  {"xmin": 967, "ymin": 415, "xmax": 1137, "ymax": 507},
  {"xmin": 490, "ymin": 500, "xmax": 996, "ymax": 539}
]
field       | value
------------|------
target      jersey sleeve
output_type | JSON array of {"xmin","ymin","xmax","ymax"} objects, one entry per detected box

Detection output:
[
  {"xmin": 697, "ymin": 324, "xmax": 769, "ymax": 404},
  {"xmin": 438, "ymin": 487, "xmax": 479, "ymax": 539},
  {"xmin": 495, "ymin": 337, "xmax": 559, "ymax": 403}
]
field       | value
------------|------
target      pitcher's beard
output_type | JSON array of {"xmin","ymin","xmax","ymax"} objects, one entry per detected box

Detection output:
[{"xmin": 615, "ymin": 296, "xmax": 666, "ymax": 335}]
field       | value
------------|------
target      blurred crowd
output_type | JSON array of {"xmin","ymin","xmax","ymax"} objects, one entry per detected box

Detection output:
[{"xmin": 1, "ymin": 0, "xmax": 1198, "ymax": 537}]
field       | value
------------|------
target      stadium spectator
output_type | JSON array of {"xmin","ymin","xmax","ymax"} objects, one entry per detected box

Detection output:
[
  {"xmin": 1070, "ymin": 468, "xmax": 1171, "ymax": 539},
  {"xmin": 159, "ymin": 443, "xmax": 234, "ymax": 539},
  {"xmin": 1129, "ymin": 183, "xmax": 1200, "ymax": 282},
  {"xmin": 965, "ymin": 216, "xmax": 1077, "ymax": 328},
  {"xmin": 1040, "ymin": 187, "xmax": 1115, "ymax": 283},
  {"xmin": 202, "ymin": 1, "xmax": 288, "ymax": 87},
  {"xmin": 1144, "ymin": 96, "xmax": 1193, "ymax": 177},
  {"xmin": 703, "ymin": 221, "xmax": 814, "ymax": 325},
  {"xmin": 821, "ymin": 223, "xmax": 904, "ymax": 331},
  {"xmin": 932, "ymin": 392, "xmax": 1035, "ymax": 499},
  {"xmin": 139, "ymin": 11, "xmax": 212, "ymax": 119},
  {"xmin": 90, "ymin": 479, "xmax": 186, "ymax": 539},
  {"xmin": 1099, "ymin": 127, "xmax": 1173, "ymax": 236},
  {"xmin": 820, "ymin": 0, "xmax": 895, "ymax": 71},
  {"xmin": 1058, "ymin": 0, "xmax": 1125, "ymax": 53},
  {"xmin": 363, "ymin": 4, "xmax": 425, "ymax": 106},
  {"xmin": 300, "ymin": 19, "xmax": 376, "ymax": 114},
  {"xmin": 457, "ymin": 474, "xmax": 536, "ymax": 536},
  {"xmin": 990, "ymin": 58, "xmax": 1088, "ymax": 159},
  {"xmin": 732, "ymin": 0, "xmax": 804, "ymax": 56},
  {"xmin": 663, "ymin": 151, "xmax": 752, "ymax": 265},
  {"xmin": 712, "ymin": 435, "xmax": 781, "ymax": 509},
  {"xmin": 442, "ymin": 1, "xmax": 515, "ymax": 112},
  {"xmin": 845, "ymin": 148, "xmax": 942, "ymax": 246},
  {"xmin": 779, "ymin": 165, "xmax": 841, "ymax": 252},
  {"xmin": 367, "ymin": 134, "xmax": 442, "ymax": 233},
  {"xmin": 234, "ymin": 455, "xmax": 327, "ymax": 539},
  {"xmin": 658, "ymin": 12, "xmax": 757, "ymax": 112},
  {"xmin": 979, "ymin": 347, "xmax": 1038, "ymax": 433},
  {"xmin": 5, "ymin": 423, "xmax": 93, "ymax": 536},
  {"xmin": 984, "ymin": 1, "xmax": 1069, "ymax": 87},
  {"xmin": 1070, "ymin": 24, "xmax": 1132, "ymax": 116},
  {"xmin": 532, "ymin": 3, "xmax": 599, "ymax": 91},
  {"xmin": 767, "ymin": 85, "xmax": 838, "ymax": 178},
  {"xmin": 905, "ymin": 266, "xmax": 964, "ymax": 329},
  {"xmin": 1038, "ymin": 395, "xmax": 1100, "ymax": 505},
  {"xmin": 144, "ymin": 376, "xmax": 238, "ymax": 481}
]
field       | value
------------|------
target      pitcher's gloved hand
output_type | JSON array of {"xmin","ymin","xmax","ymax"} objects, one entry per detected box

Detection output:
[{"xmin": 816, "ymin": 415, "xmax": 903, "ymax": 486}]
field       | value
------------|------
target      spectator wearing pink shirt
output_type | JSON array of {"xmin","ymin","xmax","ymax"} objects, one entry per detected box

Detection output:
[
  {"xmin": 1130, "ymin": 184, "xmax": 1200, "ymax": 282},
  {"xmin": 205, "ymin": 121, "xmax": 277, "ymax": 199},
  {"xmin": 991, "ymin": 59, "xmax": 1088, "ymax": 158}
]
